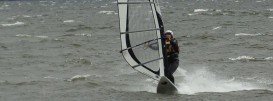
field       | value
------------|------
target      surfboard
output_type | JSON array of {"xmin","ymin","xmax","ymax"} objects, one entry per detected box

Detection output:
[
  {"xmin": 157, "ymin": 76, "xmax": 178, "ymax": 94},
  {"xmin": 117, "ymin": 0, "xmax": 178, "ymax": 94}
]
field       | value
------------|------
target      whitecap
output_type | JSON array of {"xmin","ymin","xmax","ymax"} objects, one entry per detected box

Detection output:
[
  {"xmin": 194, "ymin": 9, "xmax": 209, "ymax": 13},
  {"xmin": 23, "ymin": 15, "xmax": 31, "ymax": 18},
  {"xmin": 67, "ymin": 74, "xmax": 90, "ymax": 82},
  {"xmin": 212, "ymin": 26, "xmax": 222, "ymax": 30},
  {"xmin": 63, "ymin": 20, "xmax": 75, "ymax": 23},
  {"xmin": 188, "ymin": 13, "xmax": 198, "ymax": 16},
  {"xmin": 44, "ymin": 76, "xmax": 60, "ymax": 80},
  {"xmin": 265, "ymin": 57, "xmax": 273, "ymax": 60},
  {"xmin": 235, "ymin": 33, "xmax": 262, "ymax": 36},
  {"xmin": 40, "ymin": 1, "xmax": 47, "ymax": 3},
  {"xmin": 256, "ymin": 0, "xmax": 262, "ymax": 3},
  {"xmin": 228, "ymin": 56, "xmax": 255, "ymax": 61},
  {"xmin": 1, "ymin": 21, "xmax": 25, "ymax": 27},
  {"xmin": 98, "ymin": 11, "xmax": 116, "ymax": 15},
  {"xmin": 0, "ymin": 4, "xmax": 9, "ymax": 10},
  {"xmin": 75, "ymin": 33, "xmax": 92, "ymax": 37},
  {"xmin": 100, "ymin": 6, "xmax": 108, "ymax": 8},
  {"xmin": 35, "ymin": 36, "xmax": 49, "ymax": 38},
  {"xmin": 0, "ymin": 4, "xmax": 10, "ymax": 9},
  {"xmin": 36, "ymin": 15, "xmax": 43, "ymax": 17},
  {"xmin": 15, "ymin": 34, "xmax": 32, "ymax": 37},
  {"xmin": 269, "ymin": 17, "xmax": 273, "ymax": 19},
  {"xmin": 215, "ymin": 9, "xmax": 222, "ymax": 12}
]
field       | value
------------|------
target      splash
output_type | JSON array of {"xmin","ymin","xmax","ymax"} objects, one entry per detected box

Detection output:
[{"xmin": 176, "ymin": 67, "xmax": 259, "ymax": 94}]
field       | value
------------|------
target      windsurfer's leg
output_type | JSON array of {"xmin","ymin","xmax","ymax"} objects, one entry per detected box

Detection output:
[
  {"xmin": 168, "ymin": 74, "xmax": 175, "ymax": 83},
  {"xmin": 165, "ymin": 68, "xmax": 175, "ymax": 83},
  {"xmin": 169, "ymin": 60, "xmax": 179, "ymax": 75},
  {"xmin": 165, "ymin": 60, "xmax": 179, "ymax": 83}
]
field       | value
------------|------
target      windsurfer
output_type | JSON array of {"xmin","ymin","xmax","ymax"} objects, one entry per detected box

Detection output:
[
  {"xmin": 163, "ymin": 30, "xmax": 179, "ymax": 83},
  {"xmin": 145, "ymin": 30, "xmax": 179, "ymax": 83}
]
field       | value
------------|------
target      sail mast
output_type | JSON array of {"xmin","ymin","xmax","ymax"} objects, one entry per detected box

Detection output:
[{"xmin": 150, "ymin": 0, "xmax": 165, "ymax": 76}]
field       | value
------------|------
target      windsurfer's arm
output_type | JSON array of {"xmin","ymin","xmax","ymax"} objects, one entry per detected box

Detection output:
[
  {"xmin": 171, "ymin": 39, "xmax": 179, "ymax": 53},
  {"xmin": 145, "ymin": 42, "xmax": 159, "ymax": 50}
]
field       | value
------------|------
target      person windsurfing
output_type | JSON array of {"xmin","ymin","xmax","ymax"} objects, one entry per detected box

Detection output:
[
  {"xmin": 145, "ymin": 30, "xmax": 179, "ymax": 83},
  {"xmin": 163, "ymin": 30, "xmax": 179, "ymax": 83}
]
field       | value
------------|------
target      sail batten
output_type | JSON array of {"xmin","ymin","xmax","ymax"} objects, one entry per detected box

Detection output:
[
  {"xmin": 132, "ymin": 57, "xmax": 163, "ymax": 68},
  {"xmin": 118, "ymin": 2, "xmax": 155, "ymax": 4},
  {"xmin": 118, "ymin": 0, "xmax": 165, "ymax": 80},
  {"xmin": 120, "ymin": 37, "xmax": 160, "ymax": 52},
  {"xmin": 120, "ymin": 28, "xmax": 160, "ymax": 34}
]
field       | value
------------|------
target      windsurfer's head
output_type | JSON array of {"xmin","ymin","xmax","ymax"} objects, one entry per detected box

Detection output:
[
  {"xmin": 164, "ymin": 30, "xmax": 173, "ymax": 39},
  {"xmin": 165, "ymin": 30, "xmax": 173, "ymax": 36}
]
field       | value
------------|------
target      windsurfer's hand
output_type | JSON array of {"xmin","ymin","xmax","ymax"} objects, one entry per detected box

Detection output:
[{"xmin": 143, "ymin": 42, "xmax": 149, "ymax": 49}]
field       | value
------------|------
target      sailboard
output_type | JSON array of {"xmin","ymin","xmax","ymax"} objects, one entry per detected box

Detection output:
[{"xmin": 117, "ymin": 0, "xmax": 178, "ymax": 94}]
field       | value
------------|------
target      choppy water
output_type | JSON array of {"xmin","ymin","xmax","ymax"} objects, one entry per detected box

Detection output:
[{"xmin": 1, "ymin": 0, "xmax": 273, "ymax": 101}]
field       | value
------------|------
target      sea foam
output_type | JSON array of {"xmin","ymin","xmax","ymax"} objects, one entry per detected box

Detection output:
[{"xmin": 177, "ymin": 67, "xmax": 259, "ymax": 94}]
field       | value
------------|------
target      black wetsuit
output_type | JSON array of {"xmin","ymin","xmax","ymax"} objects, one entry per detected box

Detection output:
[
  {"xmin": 164, "ymin": 38, "xmax": 179, "ymax": 83},
  {"xmin": 147, "ymin": 38, "xmax": 179, "ymax": 83}
]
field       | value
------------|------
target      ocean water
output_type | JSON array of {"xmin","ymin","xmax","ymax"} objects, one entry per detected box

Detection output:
[{"xmin": 0, "ymin": 0, "xmax": 273, "ymax": 101}]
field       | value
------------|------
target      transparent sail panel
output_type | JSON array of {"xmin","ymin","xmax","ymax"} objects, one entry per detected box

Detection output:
[{"xmin": 127, "ymin": 0, "xmax": 161, "ymax": 72}]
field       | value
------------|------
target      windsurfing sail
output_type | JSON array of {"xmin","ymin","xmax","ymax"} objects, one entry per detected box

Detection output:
[{"xmin": 117, "ymin": 0, "xmax": 166, "ymax": 80}]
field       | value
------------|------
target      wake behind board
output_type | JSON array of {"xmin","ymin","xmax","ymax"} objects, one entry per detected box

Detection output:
[{"xmin": 157, "ymin": 76, "xmax": 178, "ymax": 94}]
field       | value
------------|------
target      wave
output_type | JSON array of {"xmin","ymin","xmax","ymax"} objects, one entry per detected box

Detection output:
[
  {"xmin": 65, "ymin": 58, "xmax": 92, "ymax": 65},
  {"xmin": 15, "ymin": 34, "xmax": 49, "ymax": 39},
  {"xmin": 74, "ymin": 33, "xmax": 92, "ymax": 37},
  {"xmin": 1, "ymin": 21, "xmax": 25, "ymax": 27},
  {"xmin": 66, "ymin": 74, "xmax": 91, "ymax": 82},
  {"xmin": 65, "ymin": 24, "xmax": 92, "ymax": 32},
  {"xmin": 229, "ymin": 56, "xmax": 273, "ymax": 61},
  {"xmin": 35, "ymin": 36, "xmax": 49, "ymax": 39},
  {"xmin": 268, "ymin": 9, "xmax": 273, "ymax": 11},
  {"xmin": 212, "ymin": 26, "xmax": 222, "ymax": 30},
  {"xmin": 16, "ymin": 34, "xmax": 32, "ymax": 37},
  {"xmin": 229, "ymin": 56, "xmax": 255, "ymax": 61},
  {"xmin": 63, "ymin": 20, "xmax": 75, "ymax": 23},
  {"xmin": 188, "ymin": 8, "xmax": 272, "ymax": 17},
  {"xmin": 98, "ymin": 11, "xmax": 117, "ymax": 15},
  {"xmin": 194, "ymin": 9, "xmax": 209, "ymax": 13},
  {"xmin": 22, "ymin": 15, "xmax": 31, "ymax": 18},
  {"xmin": 235, "ymin": 33, "xmax": 263, "ymax": 36},
  {"xmin": 0, "ymin": 80, "xmax": 48, "ymax": 86},
  {"xmin": 0, "ymin": 4, "xmax": 9, "ymax": 10}
]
